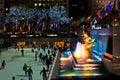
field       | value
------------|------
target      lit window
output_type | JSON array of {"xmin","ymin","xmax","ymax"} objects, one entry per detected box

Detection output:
[
  {"xmin": 34, "ymin": 3, "xmax": 37, "ymax": 6},
  {"xmin": 43, "ymin": 3, "xmax": 46, "ymax": 6},
  {"xmin": 5, "ymin": 8, "xmax": 8, "ymax": 11},
  {"xmin": 47, "ymin": 0, "xmax": 50, "ymax": 1},
  {"xmin": 39, "ymin": 3, "xmax": 42, "ymax": 6}
]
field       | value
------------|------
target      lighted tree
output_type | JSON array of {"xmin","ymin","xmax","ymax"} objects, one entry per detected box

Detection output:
[
  {"xmin": 49, "ymin": 6, "xmax": 69, "ymax": 23},
  {"xmin": 4, "ymin": 6, "xmax": 70, "ymax": 25}
]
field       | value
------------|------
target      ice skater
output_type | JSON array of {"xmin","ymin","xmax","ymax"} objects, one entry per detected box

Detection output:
[
  {"xmin": 27, "ymin": 66, "xmax": 33, "ymax": 80},
  {"xmin": 40, "ymin": 67, "xmax": 48, "ymax": 80},
  {"xmin": 21, "ymin": 47, "xmax": 24, "ymax": 56},
  {"xmin": 1, "ymin": 60, "xmax": 6, "ymax": 69},
  {"xmin": 23, "ymin": 63, "xmax": 28, "ymax": 76}
]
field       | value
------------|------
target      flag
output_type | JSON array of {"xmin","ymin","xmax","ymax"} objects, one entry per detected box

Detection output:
[
  {"xmin": 84, "ymin": 16, "xmax": 91, "ymax": 23},
  {"xmin": 78, "ymin": 17, "xmax": 85, "ymax": 24},
  {"xmin": 105, "ymin": 1, "xmax": 112, "ymax": 14},
  {"xmin": 97, "ymin": 10, "xmax": 104, "ymax": 19},
  {"xmin": 102, "ymin": 8, "xmax": 108, "ymax": 17},
  {"xmin": 92, "ymin": 17, "xmax": 97, "ymax": 24},
  {"xmin": 107, "ymin": 8, "xmax": 112, "ymax": 14}
]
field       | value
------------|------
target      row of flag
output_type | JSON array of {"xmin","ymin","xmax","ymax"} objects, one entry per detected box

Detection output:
[{"xmin": 78, "ymin": 1, "xmax": 114, "ymax": 24}]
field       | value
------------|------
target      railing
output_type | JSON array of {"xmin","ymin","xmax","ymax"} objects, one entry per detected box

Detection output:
[{"xmin": 47, "ymin": 50, "xmax": 59, "ymax": 80}]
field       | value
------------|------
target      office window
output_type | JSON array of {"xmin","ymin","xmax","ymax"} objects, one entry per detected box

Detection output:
[
  {"xmin": 38, "ymin": 3, "xmax": 42, "ymax": 6},
  {"xmin": 43, "ymin": 3, "xmax": 46, "ymax": 6},
  {"xmin": 5, "ymin": 8, "xmax": 8, "ymax": 11},
  {"xmin": 34, "ymin": 3, "xmax": 37, "ymax": 6}
]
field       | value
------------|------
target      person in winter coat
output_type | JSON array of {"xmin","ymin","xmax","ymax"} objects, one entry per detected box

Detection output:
[
  {"xmin": 23, "ymin": 63, "xmax": 28, "ymax": 76},
  {"xmin": 27, "ymin": 66, "xmax": 33, "ymax": 80},
  {"xmin": 1, "ymin": 60, "xmax": 6, "ymax": 69},
  {"xmin": 40, "ymin": 67, "xmax": 48, "ymax": 80}
]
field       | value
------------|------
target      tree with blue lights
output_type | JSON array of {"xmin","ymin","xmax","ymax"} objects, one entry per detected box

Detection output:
[{"xmin": 4, "ymin": 6, "xmax": 70, "ymax": 25}]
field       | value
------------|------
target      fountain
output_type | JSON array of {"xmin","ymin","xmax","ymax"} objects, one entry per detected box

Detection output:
[
  {"xmin": 73, "ymin": 31, "xmax": 96, "ymax": 63},
  {"xmin": 59, "ymin": 30, "xmax": 105, "ymax": 78}
]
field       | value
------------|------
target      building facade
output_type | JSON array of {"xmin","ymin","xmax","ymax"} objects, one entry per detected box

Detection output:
[
  {"xmin": 91, "ymin": 0, "xmax": 119, "ymax": 24},
  {"xmin": 32, "ymin": 0, "xmax": 69, "ymax": 16},
  {"xmin": 4, "ymin": 0, "xmax": 69, "ymax": 17},
  {"xmin": 91, "ymin": 0, "xmax": 115, "ymax": 15},
  {"xmin": 69, "ymin": 0, "xmax": 92, "ymax": 20},
  {"xmin": 0, "ymin": 0, "xmax": 4, "ymax": 25},
  {"xmin": 2, "ymin": 0, "xmax": 120, "ymax": 23}
]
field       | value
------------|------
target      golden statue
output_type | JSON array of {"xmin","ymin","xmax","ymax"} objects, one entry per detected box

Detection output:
[{"xmin": 73, "ymin": 30, "xmax": 95, "ymax": 63}]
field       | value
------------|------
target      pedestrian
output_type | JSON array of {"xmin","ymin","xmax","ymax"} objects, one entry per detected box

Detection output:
[
  {"xmin": 27, "ymin": 66, "xmax": 33, "ymax": 80},
  {"xmin": 1, "ymin": 60, "xmax": 6, "ymax": 69},
  {"xmin": 40, "ymin": 67, "xmax": 48, "ymax": 80},
  {"xmin": 23, "ymin": 63, "xmax": 28, "ymax": 76}
]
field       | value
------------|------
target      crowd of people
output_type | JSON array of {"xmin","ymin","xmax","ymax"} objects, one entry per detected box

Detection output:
[
  {"xmin": 19, "ymin": 43, "xmax": 59, "ymax": 80},
  {"xmin": 0, "ymin": 41, "xmax": 65, "ymax": 80}
]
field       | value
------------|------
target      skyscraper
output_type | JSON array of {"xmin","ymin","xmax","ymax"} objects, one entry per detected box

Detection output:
[{"xmin": 69, "ymin": 0, "xmax": 92, "ymax": 20}]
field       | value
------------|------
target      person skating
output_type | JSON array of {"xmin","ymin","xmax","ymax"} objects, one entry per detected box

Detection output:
[
  {"xmin": 1, "ymin": 60, "xmax": 6, "ymax": 69},
  {"xmin": 21, "ymin": 47, "xmax": 24, "ymax": 56},
  {"xmin": 27, "ymin": 66, "xmax": 33, "ymax": 80},
  {"xmin": 23, "ymin": 63, "xmax": 28, "ymax": 76},
  {"xmin": 40, "ymin": 67, "xmax": 48, "ymax": 80}
]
